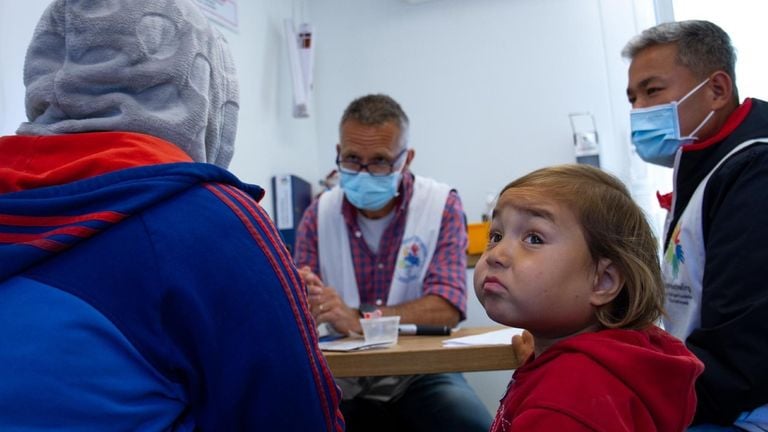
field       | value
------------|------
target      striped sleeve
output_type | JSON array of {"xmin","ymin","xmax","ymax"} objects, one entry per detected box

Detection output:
[
  {"xmin": 205, "ymin": 184, "xmax": 344, "ymax": 431},
  {"xmin": 293, "ymin": 198, "xmax": 321, "ymax": 274},
  {"xmin": 422, "ymin": 190, "xmax": 468, "ymax": 319}
]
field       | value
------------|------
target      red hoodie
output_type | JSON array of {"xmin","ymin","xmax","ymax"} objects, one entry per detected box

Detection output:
[{"xmin": 491, "ymin": 326, "xmax": 704, "ymax": 431}]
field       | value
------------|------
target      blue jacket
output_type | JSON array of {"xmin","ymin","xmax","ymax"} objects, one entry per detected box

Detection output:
[{"xmin": 0, "ymin": 132, "xmax": 344, "ymax": 431}]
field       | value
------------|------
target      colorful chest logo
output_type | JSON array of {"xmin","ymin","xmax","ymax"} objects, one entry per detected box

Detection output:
[
  {"xmin": 397, "ymin": 236, "xmax": 428, "ymax": 282},
  {"xmin": 664, "ymin": 224, "xmax": 685, "ymax": 279}
]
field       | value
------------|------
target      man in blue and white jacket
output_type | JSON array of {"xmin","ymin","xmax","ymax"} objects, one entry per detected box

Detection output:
[{"xmin": 625, "ymin": 20, "xmax": 768, "ymax": 430}]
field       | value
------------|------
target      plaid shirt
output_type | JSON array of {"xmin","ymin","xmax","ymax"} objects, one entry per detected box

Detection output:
[{"xmin": 294, "ymin": 172, "xmax": 468, "ymax": 318}]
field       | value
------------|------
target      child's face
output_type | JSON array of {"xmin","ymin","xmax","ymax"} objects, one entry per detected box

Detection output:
[{"xmin": 473, "ymin": 189, "xmax": 601, "ymax": 340}]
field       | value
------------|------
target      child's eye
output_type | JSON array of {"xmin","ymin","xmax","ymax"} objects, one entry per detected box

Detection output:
[
  {"xmin": 488, "ymin": 231, "xmax": 502, "ymax": 244},
  {"xmin": 523, "ymin": 233, "xmax": 544, "ymax": 245}
]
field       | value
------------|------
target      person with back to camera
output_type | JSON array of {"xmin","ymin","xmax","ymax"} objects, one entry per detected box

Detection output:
[
  {"xmin": 623, "ymin": 20, "xmax": 768, "ymax": 430},
  {"xmin": 294, "ymin": 93, "xmax": 492, "ymax": 431},
  {"xmin": 475, "ymin": 164, "xmax": 704, "ymax": 431},
  {"xmin": 0, "ymin": 0, "xmax": 344, "ymax": 430}
]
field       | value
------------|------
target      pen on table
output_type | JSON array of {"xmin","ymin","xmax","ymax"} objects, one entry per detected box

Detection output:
[{"xmin": 398, "ymin": 324, "xmax": 452, "ymax": 336}]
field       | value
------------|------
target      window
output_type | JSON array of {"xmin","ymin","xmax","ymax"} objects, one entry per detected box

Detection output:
[{"xmin": 672, "ymin": 0, "xmax": 768, "ymax": 100}]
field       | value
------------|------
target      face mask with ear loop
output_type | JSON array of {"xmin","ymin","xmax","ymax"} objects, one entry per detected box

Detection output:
[
  {"xmin": 630, "ymin": 79, "xmax": 715, "ymax": 167},
  {"xmin": 340, "ymin": 155, "xmax": 408, "ymax": 212}
]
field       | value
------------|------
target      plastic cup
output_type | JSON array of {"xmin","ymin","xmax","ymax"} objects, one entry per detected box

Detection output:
[{"xmin": 359, "ymin": 316, "xmax": 400, "ymax": 345}]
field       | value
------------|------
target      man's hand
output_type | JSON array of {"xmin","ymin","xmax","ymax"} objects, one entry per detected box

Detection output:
[
  {"xmin": 512, "ymin": 330, "xmax": 534, "ymax": 365},
  {"xmin": 298, "ymin": 266, "xmax": 361, "ymax": 335},
  {"xmin": 298, "ymin": 266, "xmax": 323, "ymax": 292}
]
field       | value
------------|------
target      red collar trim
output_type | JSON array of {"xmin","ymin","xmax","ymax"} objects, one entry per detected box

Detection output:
[
  {"xmin": 0, "ymin": 132, "xmax": 193, "ymax": 193},
  {"xmin": 656, "ymin": 191, "xmax": 672, "ymax": 211},
  {"xmin": 683, "ymin": 98, "xmax": 753, "ymax": 152},
  {"xmin": 659, "ymin": 99, "xmax": 755, "ymax": 209}
]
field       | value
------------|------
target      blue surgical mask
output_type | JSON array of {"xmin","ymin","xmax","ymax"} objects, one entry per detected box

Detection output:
[
  {"xmin": 630, "ymin": 79, "xmax": 714, "ymax": 167},
  {"xmin": 340, "ymin": 171, "xmax": 402, "ymax": 211}
]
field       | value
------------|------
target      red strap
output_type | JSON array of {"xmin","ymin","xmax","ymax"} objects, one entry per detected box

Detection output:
[{"xmin": 683, "ymin": 98, "xmax": 753, "ymax": 152}]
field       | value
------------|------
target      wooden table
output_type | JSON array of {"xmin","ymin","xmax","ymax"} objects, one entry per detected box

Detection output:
[{"xmin": 323, "ymin": 326, "xmax": 519, "ymax": 377}]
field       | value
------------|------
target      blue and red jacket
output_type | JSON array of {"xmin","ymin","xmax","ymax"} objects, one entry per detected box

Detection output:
[{"xmin": 0, "ymin": 132, "xmax": 344, "ymax": 431}]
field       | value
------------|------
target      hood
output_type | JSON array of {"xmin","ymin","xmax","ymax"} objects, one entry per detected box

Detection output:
[
  {"xmin": 17, "ymin": 0, "xmax": 238, "ymax": 168},
  {"xmin": 0, "ymin": 133, "xmax": 262, "ymax": 282},
  {"xmin": 524, "ymin": 327, "xmax": 703, "ymax": 430}
]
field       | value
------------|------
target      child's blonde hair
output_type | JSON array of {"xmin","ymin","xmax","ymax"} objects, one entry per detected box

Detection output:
[{"xmin": 500, "ymin": 164, "xmax": 664, "ymax": 329}]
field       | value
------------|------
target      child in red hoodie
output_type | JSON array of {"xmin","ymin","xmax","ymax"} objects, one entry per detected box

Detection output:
[{"xmin": 474, "ymin": 164, "xmax": 704, "ymax": 431}]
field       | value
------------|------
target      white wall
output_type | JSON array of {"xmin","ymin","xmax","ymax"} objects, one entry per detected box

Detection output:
[
  {"xmin": 0, "ymin": 1, "xmax": 48, "ymax": 136},
  {"xmin": 0, "ymin": 0, "xmax": 655, "ymax": 221},
  {"xmin": 226, "ymin": 1, "xmax": 322, "ymax": 215},
  {"xmin": 306, "ymin": 0, "xmax": 651, "ymax": 223},
  {"xmin": 0, "ymin": 0, "xmax": 320, "ymax": 217}
]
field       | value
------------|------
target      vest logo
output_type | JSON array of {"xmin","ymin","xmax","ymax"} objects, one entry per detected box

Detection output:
[
  {"xmin": 397, "ymin": 236, "xmax": 427, "ymax": 282},
  {"xmin": 664, "ymin": 224, "xmax": 685, "ymax": 279}
]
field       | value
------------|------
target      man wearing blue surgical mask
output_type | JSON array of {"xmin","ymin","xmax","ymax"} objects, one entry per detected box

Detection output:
[
  {"xmin": 294, "ymin": 94, "xmax": 491, "ymax": 432},
  {"xmin": 624, "ymin": 20, "xmax": 768, "ymax": 430}
]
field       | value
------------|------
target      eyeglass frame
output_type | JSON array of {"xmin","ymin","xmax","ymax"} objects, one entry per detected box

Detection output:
[{"xmin": 335, "ymin": 148, "xmax": 408, "ymax": 176}]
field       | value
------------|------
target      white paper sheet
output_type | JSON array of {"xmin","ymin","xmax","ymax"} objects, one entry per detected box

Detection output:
[
  {"xmin": 319, "ymin": 339, "xmax": 394, "ymax": 352},
  {"xmin": 442, "ymin": 327, "xmax": 524, "ymax": 347}
]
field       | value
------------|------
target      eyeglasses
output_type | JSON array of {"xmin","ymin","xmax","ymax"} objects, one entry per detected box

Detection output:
[{"xmin": 336, "ymin": 148, "xmax": 407, "ymax": 176}]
